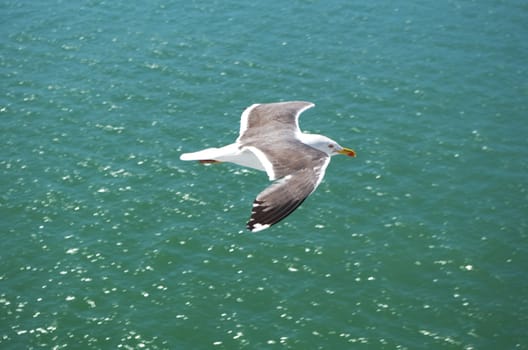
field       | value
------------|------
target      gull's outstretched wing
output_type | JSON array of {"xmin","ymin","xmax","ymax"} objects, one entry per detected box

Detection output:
[{"xmin": 247, "ymin": 156, "xmax": 330, "ymax": 232}]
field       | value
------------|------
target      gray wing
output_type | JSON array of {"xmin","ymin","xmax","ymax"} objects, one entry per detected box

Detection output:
[
  {"xmin": 238, "ymin": 101, "xmax": 314, "ymax": 142},
  {"xmin": 246, "ymin": 138, "xmax": 326, "ymax": 180},
  {"xmin": 246, "ymin": 156, "xmax": 330, "ymax": 232}
]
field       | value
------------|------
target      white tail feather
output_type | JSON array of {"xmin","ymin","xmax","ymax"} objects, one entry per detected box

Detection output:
[
  {"xmin": 180, "ymin": 148, "xmax": 221, "ymax": 161},
  {"xmin": 180, "ymin": 143, "xmax": 267, "ymax": 173}
]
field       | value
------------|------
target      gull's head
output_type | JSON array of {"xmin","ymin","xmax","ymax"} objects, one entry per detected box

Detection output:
[{"xmin": 301, "ymin": 134, "xmax": 356, "ymax": 157}]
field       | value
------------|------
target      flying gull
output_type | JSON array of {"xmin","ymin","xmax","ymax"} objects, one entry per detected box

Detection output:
[{"xmin": 180, "ymin": 101, "xmax": 356, "ymax": 232}]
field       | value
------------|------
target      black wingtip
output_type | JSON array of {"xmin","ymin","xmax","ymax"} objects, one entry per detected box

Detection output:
[
  {"xmin": 246, "ymin": 197, "xmax": 307, "ymax": 233},
  {"xmin": 246, "ymin": 200, "xmax": 271, "ymax": 232}
]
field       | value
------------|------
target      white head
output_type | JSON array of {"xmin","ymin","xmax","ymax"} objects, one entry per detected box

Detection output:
[{"xmin": 300, "ymin": 133, "xmax": 356, "ymax": 157}]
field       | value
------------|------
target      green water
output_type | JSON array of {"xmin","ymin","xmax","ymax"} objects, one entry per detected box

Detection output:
[{"xmin": 1, "ymin": 1, "xmax": 527, "ymax": 349}]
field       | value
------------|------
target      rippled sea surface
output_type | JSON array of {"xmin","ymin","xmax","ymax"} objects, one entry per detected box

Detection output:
[{"xmin": 2, "ymin": 1, "xmax": 527, "ymax": 349}]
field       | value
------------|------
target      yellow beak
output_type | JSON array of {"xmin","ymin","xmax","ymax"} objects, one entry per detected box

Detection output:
[{"xmin": 338, "ymin": 147, "xmax": 356, "ymax": 157}]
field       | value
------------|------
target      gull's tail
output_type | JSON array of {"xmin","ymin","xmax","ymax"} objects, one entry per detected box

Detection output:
[
  {"xmin": 180, "ymin": 143, "xmax": 240, "ymax": 162},
  {"xmin": 180, "ymin": 148, "xmax": 221, "ymax": 161}
]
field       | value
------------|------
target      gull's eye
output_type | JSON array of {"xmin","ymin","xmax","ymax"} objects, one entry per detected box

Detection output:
[{"xmin": 328, "ymin": 144, "xmax": 334, "ymax": 148}]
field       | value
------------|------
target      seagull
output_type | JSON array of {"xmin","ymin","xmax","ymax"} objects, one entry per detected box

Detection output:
[{"xmin": 180, "ymin": 101, "xmax": 356, "ymax": 232}]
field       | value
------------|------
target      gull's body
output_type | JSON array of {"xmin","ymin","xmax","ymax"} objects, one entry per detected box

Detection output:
[{"xmin": 180, "ymin": 101, "xmax": 356, "ymax": 232}]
